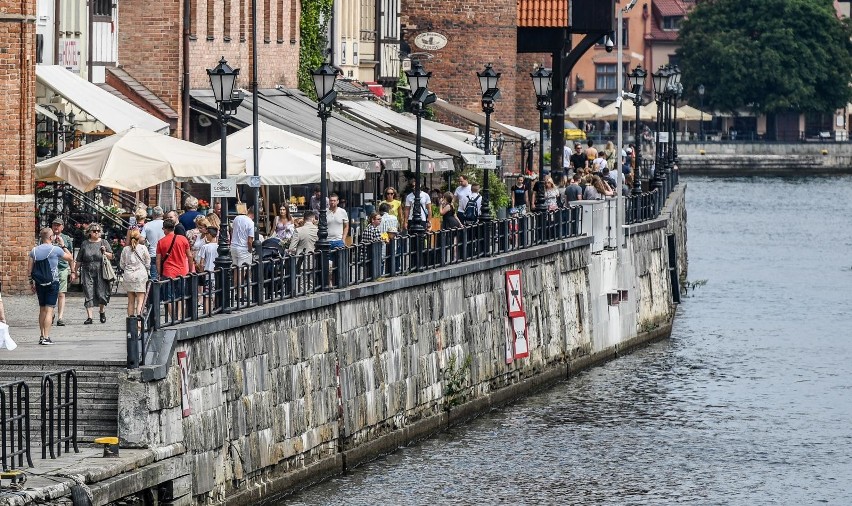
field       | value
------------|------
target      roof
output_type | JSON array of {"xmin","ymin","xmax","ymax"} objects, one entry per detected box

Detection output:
[
  {"xmin": 338, "ymin": 99, "xmax": 484, "ymax": 162},
  {"xmin": 190, "ymin": 88, "xmax": 455, "ymax": 173},
  {"xmin": 654, "ymin": 0, "xmax": 688, "ymax": 17},
  {"xmin": 104, "ymin": 67, "xmax": 179, "ymax": 127},
  {"xmin": 35, "ymin": 65, "xmax": 170, "ymax": 134},
  {"xmin": 517, "ymin": 0, "xmax": 567, "ymax": 28},
  {"xmin": 648, "ymin": 0, "xmax": 691, "ymax": 41},
  {"xmin": 432, "ymin": 98, "xmax": 539, "ymax": 143}
]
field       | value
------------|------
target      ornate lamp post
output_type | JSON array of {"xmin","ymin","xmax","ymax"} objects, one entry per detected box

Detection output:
[
  {"xmin": 207, "ymin": 57, "xmax": 244, "ymax": 311},
  {"xmin": 666, "ymin": 66, "xmax": 681, "ymax": 176},
  {"xmin": 628, "ymin": 66, "xmax": 646, "ymax": 196},
  {"xmin": 698, "ymin": 84, "xmax": 705, "ymax": 141},
  {"xmin": 477, "ymin": 63, "xmax": 500, "ymax": 222},
  {"xmin": 530, "ymin": 66, "xmax": 552, "ymax": 214},
  {"xmin": 405, "ymin": 60, "xmax": 435, "ymax": 236},
  {"xmin": 311, "ymin": 62, "xmax": 339, "ymax": 288},
  {"xmin": 651, "ymin": 65, "xmax": 671, "ymax": 193}
]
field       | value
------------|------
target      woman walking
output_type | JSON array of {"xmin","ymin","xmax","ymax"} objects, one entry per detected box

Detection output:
[
  {"xmin": 76, "ymin": 223, "xmax": 113, "ymax": 324},
  {"xmin": 272, "ymin": 205, "xmax": 295, "ymax": 242},
  {"xmin": 119, "ymin": 229, "xmax": 150, "ymax": 317}
]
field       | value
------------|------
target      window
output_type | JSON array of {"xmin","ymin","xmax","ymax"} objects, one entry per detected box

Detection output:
[
  {"xmin": 223, "ymin": 0, "xmax": 231, "ymax": 41},
  {"xmin": 662, "ymin": 16, "xmax": 683, "ymax": 30},
  {"xmin": 93, "ymin": 0, "xmax": 111, "ymax": 17},
  {"xmin": 207, "ymin": 0, "xmax": 214, "ymax": 40},
  {"xmin": 276, "ymin": 0, "xmax": 283, "ymax": 43},
  {"xmin": 189, "ymin": 0, "xmax": 197, "ymax": 37},
  {"xmin": 595, "ymin": 64, "xmax": 617, "ymax": 90},
  {"xmin": 353, "ymin": 42, "xmax": 359, "ymax": 65},
  {"xmin": 264, "ymin": 0, "xmax": 271, "ymax": 43},
  {"xmin": 595, "ymin": 20, "xmax": 629, "ymax": 48},
  {"xmin": 340, "ymin": 42, "xmax": 347, "ymax": 65}
]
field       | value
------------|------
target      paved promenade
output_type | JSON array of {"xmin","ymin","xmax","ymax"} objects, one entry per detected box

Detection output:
[{"xmin": 0, "ymin": 293, "xmax": 127, "ymax": 363}]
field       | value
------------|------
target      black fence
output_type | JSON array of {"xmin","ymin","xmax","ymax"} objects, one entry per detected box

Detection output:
[
  {"xmin": 128, "ymin": 182, "xmax": 681, "ymax": 368},
  {"xmin": 40, "ymin": 369, "xmax": 79, "ymax": 460},
  {"xmin": 1, "ymin": 381, "xmax": 32, "ymax": 470}
]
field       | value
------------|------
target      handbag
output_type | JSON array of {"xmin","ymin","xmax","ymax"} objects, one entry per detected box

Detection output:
[{"xmin": 101, "ymin": 240, "xmax": 117, "ymax": 281}]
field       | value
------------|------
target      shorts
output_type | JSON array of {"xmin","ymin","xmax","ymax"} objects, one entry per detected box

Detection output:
[
  {"xmin": 329, "ymin": 240, "xmax": 345, "ymax": 249},
  {"xmin": 162, "ymin": 277, "xmax": 185, "ymax": 301},
  {"xmin": 36, "ymin": 281, "xmax": 60, "ymax": 307},
  {"xmin": 58, "ymin": 268, "xmax": 69, "ymax": 293},
  {"xmin": 231, "ymin": 248, "xmax": 253, "ymax": 266}
]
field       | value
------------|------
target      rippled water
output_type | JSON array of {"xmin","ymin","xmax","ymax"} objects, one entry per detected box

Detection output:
[{"xmin": 280, "ymin": 176, "xmax": 852, "ymax": 505}]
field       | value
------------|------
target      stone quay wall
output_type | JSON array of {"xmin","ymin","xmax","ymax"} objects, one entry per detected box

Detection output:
[
  {"xmin": 677, "ymin": 142, "xmax": 852, "ymax": 174},
  {"xmin": 113, "ymin": 187, "xmax": 687, "ymax": 505}
]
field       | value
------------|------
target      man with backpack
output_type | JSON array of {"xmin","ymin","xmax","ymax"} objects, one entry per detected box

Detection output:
[
  {"xmin": 461, "ymin": 183, "xmax": 482, "ymax": 225},
  {"xmin": 28, "ymin": 227, "xmax": 72, "ymax": 345}
]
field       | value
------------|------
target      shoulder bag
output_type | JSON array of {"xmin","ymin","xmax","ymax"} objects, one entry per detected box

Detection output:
[{"xmin": 101, "ymin": 240, "xmax": 117, "ymax": 281}]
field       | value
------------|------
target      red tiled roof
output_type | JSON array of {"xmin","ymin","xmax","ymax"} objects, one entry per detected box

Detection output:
[
  {"xmin": 648, "ymin": 26, "xmax": 680, "ymax": 41},
  {"xmin": 654, "ymin": 0, "xmax": 688, "ymax": 17},
  {"xmin": 518, "ymin": 0, "xmax": 568, "ymax": 28}
]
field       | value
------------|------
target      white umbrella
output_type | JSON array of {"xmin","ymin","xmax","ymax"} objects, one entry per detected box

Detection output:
[
  {"xmin": 206, "ymin": 120, "xmax": 331, "ymax": 158},
  {"xmin": 594, "ymin": 100, "xmax": 654, "ymax": 121},
  {"xmin": 35, "ymin": 127, "xmax": 246, "ymax": 192},
  {"xmin": 188, "ymin": 141, "xmax": 365, "ymax": 185},
  {"xmin": 566, "ymin": 99, "xmax": 603, "ymax": 121},
  {"xmin": 678, "ymin": 104, "xmax": 714, "ymax": 121}
]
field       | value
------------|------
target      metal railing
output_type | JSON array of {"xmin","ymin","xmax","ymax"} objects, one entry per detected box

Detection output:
[
  {"xmin": 1, "ymin": 381, "xmax": 32, "ymax": 470},
  {"xmin": 40, "ymin": 370, "xmax": 79, "ymax": 459}
]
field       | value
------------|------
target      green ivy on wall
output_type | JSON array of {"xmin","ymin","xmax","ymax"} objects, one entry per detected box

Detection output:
[{"xmin": 298, "ymin": 0, "xmax": 333, "ymax": 99}]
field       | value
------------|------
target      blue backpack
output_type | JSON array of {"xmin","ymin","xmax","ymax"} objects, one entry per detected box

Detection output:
[
  {"xmin": 31, "ymin": 246, "xmax": 56, "ymax": 286},
  {"xmin": 463, "ymin": 195, "xmax": 481, "ymax": 221}
]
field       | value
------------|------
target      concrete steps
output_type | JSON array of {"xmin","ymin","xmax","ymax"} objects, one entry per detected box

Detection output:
[{"xmin": 0, "ymin": 362, "xmax": 123, "ymax": 449}]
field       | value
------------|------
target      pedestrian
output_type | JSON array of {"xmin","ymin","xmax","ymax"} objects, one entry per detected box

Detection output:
[
  {"xmin": 326, "ymin": 194, "xmax": 349, "ymax": 248},
  {"xmin": 50, "ymin": 217, "xmax": 75, "ymax": 326},
  {"xmin": 360, "ymin": 212, "xmax": 383, "ymax": 244},
  {"xmin": 542, "ymin": 176, "xmax": 560, "ymax": 210},
  {"xmin": 187, "ymin": 216, "xmax": 209, "ymax": 263},
  {"xmin": 453, "ymin": 175, "xmax": 472, "ymax": 222},
  {"xmin": 76, "ymin": 223, "xmax": 112, "ymax": 325},
  {"xmin": 564, "ymin": 173, "xmax": 584, "ymax": 203},
  {"xmin": 156, "ymin": 219, "xmax": 191, "ymax": 318},
  {"xmin": 288, "ymin": 211, "xmax": 318, "ymax": 255},
  {"xmin": 142, "ymin": 206, "xmax": 165, "ymax": 279},
  {"xmin": 439, "ymin": 192, "xmax": 462, "ymax": 230},
  {"xmin": 230, "ymin": 206, "xmax": 255, "ymax": 301},
  {"xmin": 179, "ymin": 196, "xmax": 203, "ymax": 231},
  {"xmin": 166, "ymin": 210, "xmax": 186, "ymax": 236},
  {"xmin": 404, "ymin": 180, "xmax": 432, "ymax": 231},
  {"xmin": 460, "ymin": 183, "xmax": 482, "ymax": 225},
  {"xmin": 511, "ymin": 176, "xmax": 528, "ymax": 214},
  {"xmin": 119, "ymin": 229, "xmax": 150, "ymax": 317},
  {"xmin": 272, "ymin": 205, "xmax": 295, "ymax": 242},
  {"xmin": 377, "ymin": 203, "xmax": 399, "ymax": 242},
  {"xmin": 29, "ymin": 227, "xmax": 72, "ymax": 344},
  {"xmin": 585, "ymin": 139, "xmax": 598, "ymax": 163},
  {"xmin": 196, "ymin": 226, "xmax": 219, "ymax": 313},
  {"xmin": 380, "ymin": 187, "xmax": 402, "ymax": 222}
]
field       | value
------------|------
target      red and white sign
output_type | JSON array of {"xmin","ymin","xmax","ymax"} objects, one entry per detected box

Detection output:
[
  {"xmin": 505, "ymin": 269, "xmax": 524, "ymax": 317},
  {"xmin": 177, "ymin": 351, "xmax": 192, "ymax": 417},
  {"xmin": 59, "ymin": 40, "xmax": 79, "ymax": 73},
  {"xmin": 510, "ymin": 315, "xmax": 529, "ymax": 359}
]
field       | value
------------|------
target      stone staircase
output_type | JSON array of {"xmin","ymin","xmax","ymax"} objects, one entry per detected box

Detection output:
[{"xmin": 0, "ymin": 361, "xmax": 123, "ymax": 452}]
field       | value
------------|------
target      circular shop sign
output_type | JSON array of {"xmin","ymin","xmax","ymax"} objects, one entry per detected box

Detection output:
[{"xmin": 414, "ymin": 32, "xmax": 448, "ymax": 51}]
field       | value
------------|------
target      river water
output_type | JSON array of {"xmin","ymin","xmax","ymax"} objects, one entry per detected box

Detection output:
[{"xmin": 281, "ymin": 176, "xmax": 852, "ymax": 505}]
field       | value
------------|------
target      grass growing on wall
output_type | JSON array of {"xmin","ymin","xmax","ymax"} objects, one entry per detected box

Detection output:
[{"xmin": 298, "ymin": 0, "xmax": 333, "ymax": 99}]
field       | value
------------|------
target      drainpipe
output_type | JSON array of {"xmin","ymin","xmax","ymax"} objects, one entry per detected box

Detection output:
[
  {"xmin": 182, "ymin": 0, "xmax": 190, "ymax": 138},
  {"xmin": 87, "ymin": 0, "xmax": 93, "ymax": 82},
  {"xmin": 53, "ymin": 0, "xmax": 60, "ymax": 64}
]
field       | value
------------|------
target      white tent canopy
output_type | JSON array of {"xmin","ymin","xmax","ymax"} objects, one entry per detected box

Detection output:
[
  {"xmin": 566, "ymin": 99, "xmax": 603, "ymax": 121},
  {"xmin": 595, "ymin": 100, "xmax": 654, "ymax": 121},
  {"xmin": 678, "ymin": 104, "xmax": 714, "ymax": 121},
  {"xmin": 185, "ymin": 140, "xmax": 365, "ymax": 186},
  {"xmin": 35, "ymin": 127, "xmax": 246, "ymax": 192},
  {"xmin": 207, "ymin": 121, "xmax": 331, "ymax": 158}
]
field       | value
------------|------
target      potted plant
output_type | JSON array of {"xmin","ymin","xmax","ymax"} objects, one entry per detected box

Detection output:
[{"xmin": 36, "ymin": 138, "xmax": 53, "ymax": 157}]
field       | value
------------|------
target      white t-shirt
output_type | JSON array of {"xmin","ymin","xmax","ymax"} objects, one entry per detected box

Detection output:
[
  {"xmin": 230, "ymin": 215, "xmax": 255, "ymax": 252},
  {"xmin": 454, "ymin": 185, "xmax": 472, "ymax": 209},
  {"xmin": 198, "ymin": 242, "xmax": 218, "ymax": 272},
  {"xmin": 326, "ymin": 207, "xmax": 349, "ymax": 241},
  {"xmin": 405, "ymin": 191, "xmax": 431, "ymax": 220}
]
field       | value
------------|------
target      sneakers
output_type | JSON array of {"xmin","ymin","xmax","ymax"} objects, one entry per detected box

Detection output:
[
  {"xmin": 56, "ymin": 319, "xmax": 66, "ymax": 326},
  {"xmin": 83, "ymin": 318, "xmax": 93, "ymax": 325},
  {"xmin": 39, "ymin": 336, "xmax": 54, "ymax": 346}
]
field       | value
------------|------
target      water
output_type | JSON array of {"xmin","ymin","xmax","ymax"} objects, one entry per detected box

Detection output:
[{"xmin": 280, "ymin": 176, "xmax": 852, "ymax": 505}]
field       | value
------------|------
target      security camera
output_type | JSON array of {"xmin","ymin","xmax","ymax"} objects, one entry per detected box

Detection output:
[{"xmin": 604, "ymin": 36, "xmax": 614, "ymax": 53}]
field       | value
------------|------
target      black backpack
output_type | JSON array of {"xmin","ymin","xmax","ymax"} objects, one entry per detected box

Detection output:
[
  {"xmin": 463, "ymin": 195, "xmax": 481, "ymax": 221},
  {"xmin": 31, "ymin": 246, "xmax": 56, "ymax": 286}
]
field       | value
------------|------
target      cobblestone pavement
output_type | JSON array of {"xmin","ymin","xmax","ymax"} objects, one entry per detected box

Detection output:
[{"xmin": 0, "ymin": 292, "xmax": 127, "ymax": 363}]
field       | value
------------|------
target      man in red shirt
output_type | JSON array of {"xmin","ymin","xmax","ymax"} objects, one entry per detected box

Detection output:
[{"xmin": 156, "ymin": 219, "xmax": 191, "ymax": 319}]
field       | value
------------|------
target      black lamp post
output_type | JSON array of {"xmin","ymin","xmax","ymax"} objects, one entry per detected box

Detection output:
[
  {"xmin": 666, "ymin": 66, "xmax": 681, "ymax": 175},
  {"xmin": 698, "ymin": 84, "xmax": 705, "ymax": 142},
  {"xmin": 207, "ymin": 56, "xmax": 243, "ymax": 311},
  {"xmin": 405, "ymin": 60, "xmax": 435, "ymax": 236},
  {"xmin": 530, "ymin": 66, "xmax": 552, "ymax": 213},
  {"xmin": 651, "ymin": 65, "xmax": 671, "ymax": 193},
  {"xmin": 628, "ymin": 65, "xmax": 646, "ymax": 196},
  {"xmin": 477, "ymin": 63, "xmax": 500, "ymax": 222},
  {"xmin": 311, "ymin": 62, "xmax": 339, "ymax": 288}
]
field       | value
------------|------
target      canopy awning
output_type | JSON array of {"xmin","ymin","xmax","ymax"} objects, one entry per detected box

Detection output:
[
  {"xmin": 432, "ymin": 98, "xmax": 538, "ymax": 143},
  {"xmin": 338, "ymin": 99, "xmax": 483, "ymax": 162},
  {"xmin": 191, "ymin": 88, "xmax": 455, "ymax": 173},
  {"xmin": 36, "ymin": 65, "xmax": 170, "ymax": 134}
]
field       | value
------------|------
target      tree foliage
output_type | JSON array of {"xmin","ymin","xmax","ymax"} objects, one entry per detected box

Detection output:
[
  {"xmin": 676, "ymin": 0, "xmax": 852, "ymax": 114},
  {"xmin": 298, "ymin": 0, "xmax": 333, "ymax": 99}
]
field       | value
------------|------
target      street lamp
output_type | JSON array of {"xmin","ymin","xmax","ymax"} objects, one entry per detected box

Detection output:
[
  {"xmin": 477, "ymin": 63, "xmax": 500, "ymax": 222},
  {"xmin": 530, "ymin": 66, "xmax": 552, "ymax": 213},
  {"xmin": 207, "ymin": 56, "xmax": 244, "ymax": 311},
  {"xmin": 405, "ymin": 60, "xmax": 434, "ymax": 236},
  {"xmin": 628, "ymin": 65, "xmax": 646, "ymax": 196},
  {"xmin": 651, "ymin": 65, "xmax": 671, "ymax": 194},
  {"xmin": 698, "ymin": 84, "xmax": 705, "ymax": 141},
  {"xmin": 666, "ymin": 66, "xmax": 681, "ymax": 175},
  {"xmin": 311, "ymin": 62, "xmax": 339, "ymax": 288}
]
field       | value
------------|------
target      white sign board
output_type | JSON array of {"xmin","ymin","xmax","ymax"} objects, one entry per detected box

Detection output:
[
  {"xmin": 210, "ymin": 178, "xmax": 237, "ymax": 198},
  {"xmin": 414, "ymin": 32, "xmax": 448, "ymax": 51},
  {"xmin": 657, "ymin": 132, "xmax": 669, "ymax": 143},
  {"xmin": 59, "ymin": 40, "xmax": 80, "ymax": 74},
  {"xmin": 474, "ymin": 154, "xmax": 497, "ymax": 169}
]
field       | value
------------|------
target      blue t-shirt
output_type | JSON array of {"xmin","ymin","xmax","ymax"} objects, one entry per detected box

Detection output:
[
  {"xmin": 30, "ymin": 244, "xmax": 64, "ymax": 281},
  {"xmin": 179, "ymin": 210, "xmax": 203, "ymax": 231}
]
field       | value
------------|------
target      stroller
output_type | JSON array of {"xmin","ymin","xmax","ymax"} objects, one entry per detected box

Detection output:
[{"xmin": 259, "ymin": 237, "xmax": 286, "ymax": 298}]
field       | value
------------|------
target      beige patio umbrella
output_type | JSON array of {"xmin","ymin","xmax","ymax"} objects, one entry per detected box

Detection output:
[
  {"xmin": 594, "ymin": 100, "xmax": 654, "ymax": 121},
  {"xmin": 207, "ymin": 120, "xmax": 332, "ymax": 158},
  {"xmin": 678, "ymin": 104, "xmax": 714, "ymax": 121},
  {"xmin": 35, "ymin": 127, "xmax": 246, "ymax": 192},
  {"xmin": 565, "ymin": 99, "xmax": 603, "ymax": 121}
]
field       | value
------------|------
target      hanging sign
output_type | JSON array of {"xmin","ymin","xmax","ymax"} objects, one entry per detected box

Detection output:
[
  {"xmin": 474, "ymin": 155, "xmax": 497, "ymax": 170},
  {"xmin": 210, "ymin": 178, "xmax": 237, "ymax": 198},
  {"xmin": 414, "ymin": 32, "xmax": 448, "ymax": 51},
  {"xmin": 505, "ymin": 269, "xmax": 524, "ymax": 317}
]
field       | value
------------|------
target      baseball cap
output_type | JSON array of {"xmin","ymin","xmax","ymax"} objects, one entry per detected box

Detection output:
[{"xmin": 51, "ymin": 217, "xmax": 64, "ymax": 225}]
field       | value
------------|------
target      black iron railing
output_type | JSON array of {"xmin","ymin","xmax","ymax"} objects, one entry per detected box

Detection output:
[
  {"xmin": 1, "ymin": 381, "xmax": 33, "ymax": 470},
  {"xmin": 40, "ymin": 370, "xmax": 79, "ymax": 459}
]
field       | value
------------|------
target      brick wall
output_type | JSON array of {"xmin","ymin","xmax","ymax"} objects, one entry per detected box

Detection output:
[{"xmin": 0, "ymin": 0, "xmax": 37, "ymax": 293}]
